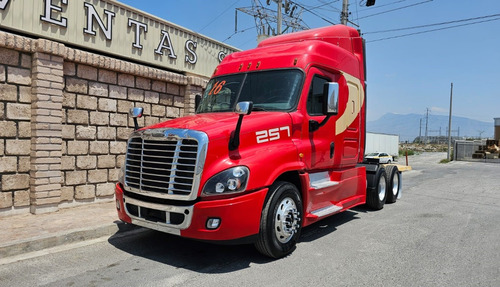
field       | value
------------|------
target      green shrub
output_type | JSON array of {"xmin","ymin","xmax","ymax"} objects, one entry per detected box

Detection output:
[{"xmin": 399, "ymin": 149, "xmax": 415, "ymax": 156}]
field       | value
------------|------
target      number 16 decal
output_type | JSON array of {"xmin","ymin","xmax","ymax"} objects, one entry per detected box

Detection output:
[{"xmin": 256, "ymin": 126, "xmax": 290, "ymax": 144}]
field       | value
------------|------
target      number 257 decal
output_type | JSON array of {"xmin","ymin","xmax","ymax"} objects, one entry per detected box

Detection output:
[{"xmin": 256, "ymin": 126, "xmax": 290, "ymax": 144}]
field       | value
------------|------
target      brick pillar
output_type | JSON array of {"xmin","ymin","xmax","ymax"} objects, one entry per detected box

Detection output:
[{"xmin": 30, "ymin": 48, "xmax": 64, "ymax": 214}]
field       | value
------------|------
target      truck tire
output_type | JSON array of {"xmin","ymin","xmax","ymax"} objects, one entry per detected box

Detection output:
[
  {"xmin": 366, "ymin": 167, "xmax": 387, "ymax": 210},
  {"xmin": 385, "ymin": 165, "xmax": 401, "ymax": 204},
  {"xmin": 255, "ymin": 181, "xmax": 302, "ymax": 259}
]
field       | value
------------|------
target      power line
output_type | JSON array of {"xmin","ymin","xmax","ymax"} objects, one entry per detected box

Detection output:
[
  {"xmin": 363, "ymin": 13, "xmax": 500, "ymax": 35},
  {"xmin": 292, "ymin": 1, "xmax": 337, "ymax": 25},
  {"xmin": 358, "ymin": 0, "xmax": 410, "ymax": 11},
  {"xmin": 223, "ymin": 25, "xmax": 256, "ymax": 42},
  {"xmin": 358, "ymin": 0, "xmax": 433, "ymax": 20},
  {"xmin": 367, "ymin": 17, "xmax": 500, "ymax": 43},
  {"xmin": 198, "ymin": 0, "xmax": 243, "ymax": 32},
  {"xmin": 299, "ymin": 1, "xmax": 341, "ymax": 13}
]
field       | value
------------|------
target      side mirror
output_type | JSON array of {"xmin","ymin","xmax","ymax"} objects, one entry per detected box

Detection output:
[
  {"xmin": 323, "ymin": 82, "xmax": 339, "ymax": 115},
  {"xmin": 129, "ymin": 107, "xmax": 143, "ymax": 130},
  {"xmin": 310, "ymin": 83, "xmax": 339, "ymax": 132},
  {"xmin": 235, "ymin": 101, "xmax": 253, "ymax": 115},
  {"xmin": 194, "ymin": 94, "xmax": 202, "ymax": 112},
  {"xmin": 229, "ymin": 101, "xmax": 253, "ymax": 151}
]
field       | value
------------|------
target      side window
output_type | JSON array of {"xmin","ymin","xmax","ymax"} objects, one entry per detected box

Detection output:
[{"xmin": 306, "ymin": 75, "xmax": 329, "ymax": 116}]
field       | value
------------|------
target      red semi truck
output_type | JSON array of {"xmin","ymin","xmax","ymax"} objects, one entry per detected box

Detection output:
[{"xmin": 115, "ymin": 25, "xmax": 402, "ymax": 258}]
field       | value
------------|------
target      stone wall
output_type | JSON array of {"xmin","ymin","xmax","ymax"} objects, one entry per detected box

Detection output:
[
  {"xmin": 0, "ymin": 30, "xmax": 207, "ymax": 215},
  {"xmin": 0, "ymin": 46, "xmax": 32, "ymax": 212}
]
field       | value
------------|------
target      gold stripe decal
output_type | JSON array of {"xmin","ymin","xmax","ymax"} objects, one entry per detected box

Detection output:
[{"xmin": 335, "ymin": 72, "xmax": 364, "ymax": 136}]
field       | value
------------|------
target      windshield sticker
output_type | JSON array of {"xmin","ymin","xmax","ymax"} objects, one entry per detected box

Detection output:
[{"xmin": 208, "ymin": 80, "xmax": 226, "ymax": 95}]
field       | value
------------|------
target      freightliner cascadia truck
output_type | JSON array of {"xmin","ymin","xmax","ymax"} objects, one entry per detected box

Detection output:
[{"xmin": 115, "ymin": 25, "xmax": 402, "ymax": 258}]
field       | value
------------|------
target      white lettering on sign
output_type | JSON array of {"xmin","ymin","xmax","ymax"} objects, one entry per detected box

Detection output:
[
  {"xmin": 128, "ymin": 18, "xmax": 148, "ymax": 49},
  {"xmin": 218, "ymin": 51, "xmax": 226, "ymax": 62},
  {"xmin": 40, "ymin": 0, "xmax": 67, "ymax": 27},
  {"xmin": 155, "ymin": 30, "xmax": 177, "ymax": 59},
  {"xmin": 0, "ymin": 0, "xmax": 235, "ymax": 76},
  {"xmin": 0, "ymin": 0, "xmax": 11, "ymax": 10},
  {"xmin": 83, "ymin": 2, "xmax": 115, "ymax": 41},
  {"xmin": 185, "ymin": 40, "xmax": 197, "ymax": 64},
  {"xmin": 256, "ymin": 126, "xmax": 291, "ymax": 144}
]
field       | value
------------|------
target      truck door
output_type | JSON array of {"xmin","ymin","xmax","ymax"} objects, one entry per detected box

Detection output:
[
  {"xmin": 301, "ymin": 68, "xmax": 362, "ymax": 170},
  {"xmin": 302, "ymin": 68, "xmax": 338, "ymax": 170}
]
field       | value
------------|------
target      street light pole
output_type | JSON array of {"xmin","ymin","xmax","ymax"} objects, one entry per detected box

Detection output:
[{"xmin": 447, "ymin": 82, "xmax": 453, "ymax": 161}]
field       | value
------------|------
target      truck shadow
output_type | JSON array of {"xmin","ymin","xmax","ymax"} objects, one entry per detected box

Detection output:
[
  {"xmin": 299, "ymin": 209, "xmax": 359, "ymax": 242},
  {"xmin": 108, "ymin": 210, "xmax": 359, "ymax": 274},
  {"xmin": 108, "ymin": 226, "xmax": 269, "ymax": 273}
]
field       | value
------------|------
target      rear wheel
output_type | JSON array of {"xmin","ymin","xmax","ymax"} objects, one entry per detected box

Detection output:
[
  {"xmin": 385, "ymin": 165, "xmax": 401, "ymax": 203},
  {"xmin": 366, "ymin": 168, "xmax": 387, "ymax": 210},
  {"xmin": 255, "ymin": 181, "xmax": 302, "ymax": 259}
]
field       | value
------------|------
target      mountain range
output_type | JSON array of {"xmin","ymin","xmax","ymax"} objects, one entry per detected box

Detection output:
[{"xmin": 367, "ymin": 113, "xmax": 495, "ymax": 142}]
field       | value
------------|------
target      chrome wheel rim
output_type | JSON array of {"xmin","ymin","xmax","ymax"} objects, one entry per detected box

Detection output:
[
  {"xmin": 378, "ymin": 178, "xmax": 386, "ymax": 201},
  {"xmin": 392, "ymin": 173, "xmax": 399, "ymax": 196},
  {"xmin": 275, "ymin": 197, "xmax": 300, "ymax": 244}
]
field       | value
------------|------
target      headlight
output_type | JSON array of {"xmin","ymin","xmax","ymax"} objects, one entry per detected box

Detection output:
[{"xmin": 202, "ymin": 166, "xmax": 249, "ymax": 196}]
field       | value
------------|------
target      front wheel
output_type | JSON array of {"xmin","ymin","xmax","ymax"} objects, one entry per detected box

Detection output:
[{"xmin": 255, "ymin": 181, "xmax": 303, "ymax": 259}]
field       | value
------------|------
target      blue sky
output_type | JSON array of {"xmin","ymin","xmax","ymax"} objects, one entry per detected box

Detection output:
[{"xmin": 118, "ymin": 0, "xmax": 500, "ymax": 124}]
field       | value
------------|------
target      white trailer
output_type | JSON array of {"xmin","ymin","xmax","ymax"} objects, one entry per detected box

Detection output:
[{"xmin": 365, "ymin": 132, "xmax": 399, "ymax": 157}]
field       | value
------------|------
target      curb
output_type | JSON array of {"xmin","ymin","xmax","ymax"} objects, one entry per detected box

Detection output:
[
  {"xmin": 395, "ymin": 164, "xmax": 412, "ymax": 172},
  {"xmin": 0, "ymin": 222, "xmax": 139, "ymax": 259}
]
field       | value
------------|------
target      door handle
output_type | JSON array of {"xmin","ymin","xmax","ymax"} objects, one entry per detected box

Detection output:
[{"xmin": 330, "ymin": 142, "xmax": 335, "ymax": 159}]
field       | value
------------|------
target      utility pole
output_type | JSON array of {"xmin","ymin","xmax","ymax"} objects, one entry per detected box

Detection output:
[
  {"xmin": 341, "ymin": 0, "xmax": 349, "ymax": 25},
  {"xmin": 277, "ymin": 0, "xmax": 282, "ymax": 34},
  {"xmin": 419, "ymin": 118, "xmax": 422, "ymax": 143},
  {"xmin": 425, "ymin": 108, "xmax": 430, "ymax": 144},
  {"xmin": 447, "ymin": 82, "xmax": 453, "ymax": 161}
]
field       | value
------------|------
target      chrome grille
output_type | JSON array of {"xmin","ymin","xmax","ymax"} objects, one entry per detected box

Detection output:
[{"xmin": 124, "ymin": 129, "xmax": 208, "ymax": 201}]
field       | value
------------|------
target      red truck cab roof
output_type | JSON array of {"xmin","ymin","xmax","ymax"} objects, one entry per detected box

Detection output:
[{"xmin": 213, "ymin": 25, "xmax": 365, "ymax": 82}]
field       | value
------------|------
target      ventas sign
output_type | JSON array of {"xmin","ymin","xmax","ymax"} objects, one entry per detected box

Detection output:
[{"xmin": 0, "ymin": 0, "xmax": 238, "ymax": 78}]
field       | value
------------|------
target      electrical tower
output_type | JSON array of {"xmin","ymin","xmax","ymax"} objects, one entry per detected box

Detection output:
[{"xmin": 236, "ymin": 0, "xmax": 307, "ymax": 43}]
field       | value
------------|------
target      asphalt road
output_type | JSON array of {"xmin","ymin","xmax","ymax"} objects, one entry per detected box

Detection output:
[{"xmin": 1, "ymin": 153, "xmax": 499, "ymax": 287}]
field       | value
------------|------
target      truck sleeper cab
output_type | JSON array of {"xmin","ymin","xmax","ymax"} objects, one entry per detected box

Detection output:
[{"xmin": 115, "ymin": 25, "xmax": 402, "ymax": 258}]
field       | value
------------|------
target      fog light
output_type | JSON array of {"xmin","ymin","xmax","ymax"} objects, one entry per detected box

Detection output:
[
  {"xmin": 206, "ymin": 218, "xmax": 221, "ymax": 230},
  {"xmin": 116, "ymin": 200, "xmax": 121, "ymax": 210}
]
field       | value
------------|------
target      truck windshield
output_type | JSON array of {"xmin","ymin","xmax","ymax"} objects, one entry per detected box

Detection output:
[{"xmin": 196, "ymin": 69, "xmax": 303, "ymax": 113}]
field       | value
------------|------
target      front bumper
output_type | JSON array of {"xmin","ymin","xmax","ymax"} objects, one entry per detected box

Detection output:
[{"xmin": 115, "ymin": 183, "xmax": 268, "ymax": 241}]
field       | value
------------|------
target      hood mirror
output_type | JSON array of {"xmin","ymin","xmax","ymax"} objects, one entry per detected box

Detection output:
[{"xmin": 129, "ymin": 107, "xmax": 144, "ymax": 130}]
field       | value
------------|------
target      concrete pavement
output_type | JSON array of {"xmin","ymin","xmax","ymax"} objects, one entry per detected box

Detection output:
[
  {"xmin": 1, "ymin": 163, "xmax": 413, "ymax": 263},
  {"xmin": 0, "ymin": 201, "xmax": 139, "ymax": 261}
]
